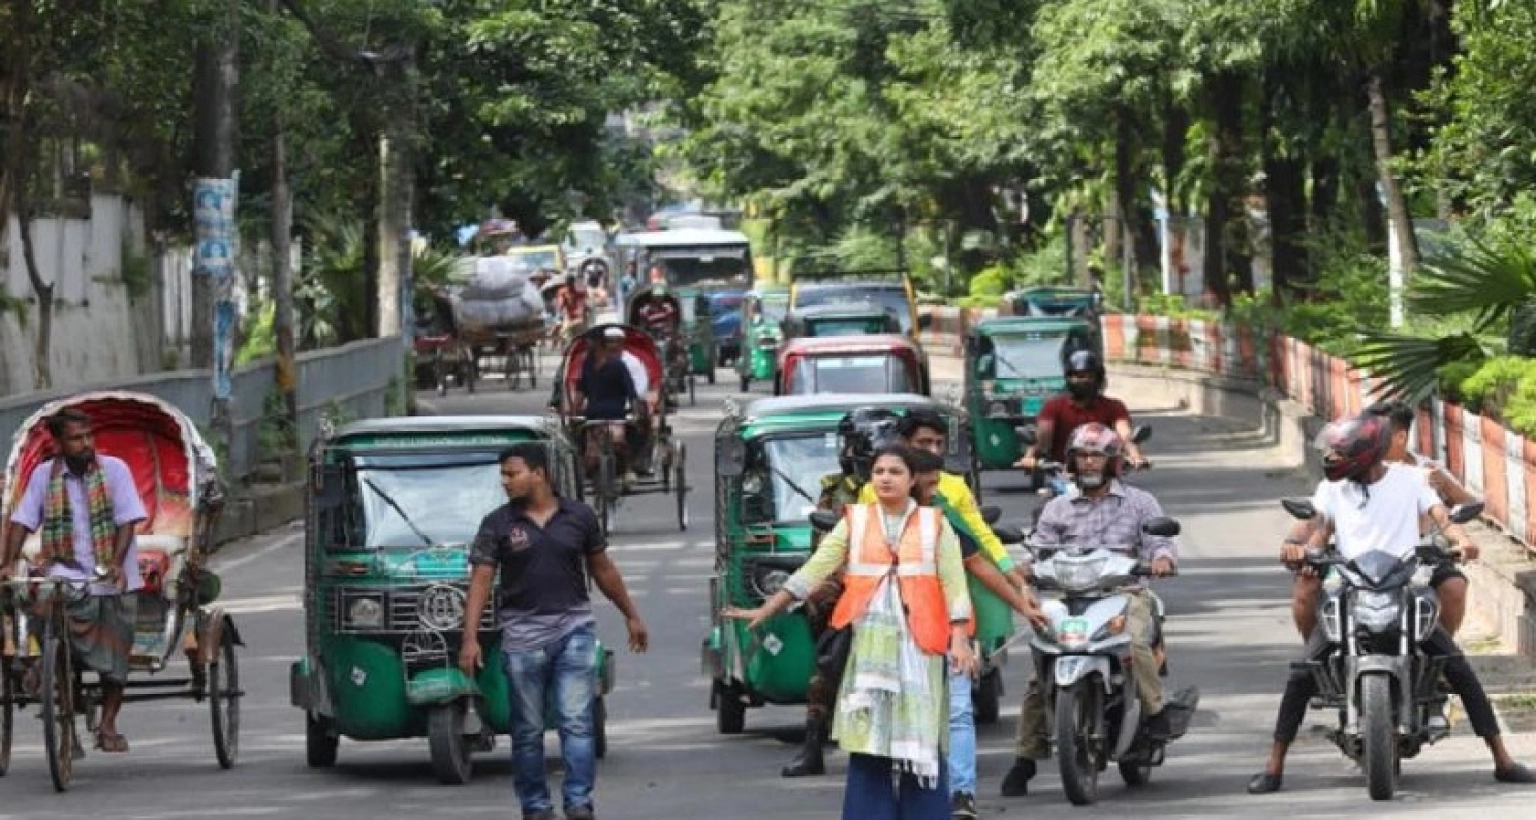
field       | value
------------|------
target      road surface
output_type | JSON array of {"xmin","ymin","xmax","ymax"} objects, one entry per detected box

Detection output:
[{"xmin": 2, "ymin": 350, "xmax": 1531, "ymax": 819}]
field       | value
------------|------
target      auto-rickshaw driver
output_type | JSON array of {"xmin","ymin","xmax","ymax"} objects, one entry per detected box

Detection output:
[{"xmin": 570, "ymin": 327, "xmax": 655, "ymax": 490}]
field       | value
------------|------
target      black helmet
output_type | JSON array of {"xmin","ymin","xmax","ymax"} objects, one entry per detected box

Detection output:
[
  {"xmin": 1064, "ymin": 350, "xmax": 1106, "ymax": 399},
  {"xmin": 837, "ymin": 408, "xmax": 901, "ymax": 479}
]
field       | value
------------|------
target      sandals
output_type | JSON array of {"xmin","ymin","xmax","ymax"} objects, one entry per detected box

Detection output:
[{"xmin": 94, "ymin": 730, "xmax": 129, "ymax": 753}]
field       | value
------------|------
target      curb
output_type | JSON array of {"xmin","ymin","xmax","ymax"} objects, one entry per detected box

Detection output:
[{"xmin": 210, "ymin": 480, "xmax": 305, "ymax": 553}]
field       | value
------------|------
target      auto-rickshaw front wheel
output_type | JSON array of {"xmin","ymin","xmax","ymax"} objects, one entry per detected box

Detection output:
[
  {"xmin": 305, "ymin": 712, "xmax": 338, "ymax": 768},
  {"xmin": 428, "ymin": 703, "xmax": 474, "ymax": 785}
]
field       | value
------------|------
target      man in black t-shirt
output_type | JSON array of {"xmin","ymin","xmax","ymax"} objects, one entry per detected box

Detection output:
[{"xmin": 461, "ymin": 442, "xmax": 647, "ymax": 820}]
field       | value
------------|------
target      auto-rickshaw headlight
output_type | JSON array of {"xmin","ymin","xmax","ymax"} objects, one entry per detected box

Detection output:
[
  {"xmin": 742, "ymin": 473, "xmax": 765, "ymax": 495},
  {"xmin": 753, "ymin": 568, "xmax": 792, "ymax": 599},
  {"xmin": 988, "ymin": 401, "xmax": 1009, "ymax": 418},
  {"xmin": 347, "ymin": 596, "xmax": 385, "ymax": 629}
]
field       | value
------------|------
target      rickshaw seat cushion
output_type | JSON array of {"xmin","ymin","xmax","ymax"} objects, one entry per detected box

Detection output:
[
  {"xmin": 136, "ymin": 533, "xmax": 189, "ymax": 556},
  {"xmin": 137, "ymin": 549, "xmax": 172, "ymax": 596}
]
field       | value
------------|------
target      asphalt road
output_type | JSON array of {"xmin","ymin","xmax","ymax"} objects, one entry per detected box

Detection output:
[{"xmin": 2, "ymin": 350, "xmax": 1532, "ymax": 819}]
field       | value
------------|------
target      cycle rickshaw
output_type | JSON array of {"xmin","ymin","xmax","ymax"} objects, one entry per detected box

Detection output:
[
  {"xmin": 0, "ymin": 392, "xmax": 241, "ymax": 792},
  {"xmin": 556, "ymin": 323, "xmax": 690, "ymax": 534},
  {"xmin": 626, "ymin": 285, "xmax": 695, "ymax": 408}
]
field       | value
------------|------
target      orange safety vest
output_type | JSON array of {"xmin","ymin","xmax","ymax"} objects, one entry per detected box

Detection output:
[{"xmin": 828, "ymin": 503, "xmax": 971, "ymax": 655}]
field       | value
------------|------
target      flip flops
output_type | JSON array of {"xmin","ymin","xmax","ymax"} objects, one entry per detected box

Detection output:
[{"xmin": 94, "ymin": 730, "xmax": 129, "ymax": 753}]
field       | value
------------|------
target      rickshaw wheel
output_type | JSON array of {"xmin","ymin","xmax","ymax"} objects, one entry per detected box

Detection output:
[
  {"xmin": 739, "ymin": 374, "xmax": 750, "ymax": 392},
  {"xmin": 427, "ymin": 704, "xmax": 474, "ymax": 785},
  {"xmin": 688, "ymin": 376, "xmax": 697, "ymax": 407},
  {"xmin": 593, "ymin": 697, "xmax": 608, "ymax": 759},
  {"xmin": 595, "ymin": 452, "xmax": 615, "ymax": 535},
  {"xmin": 707, "ymin": 366, "xmax": 716, "ymax": 385},
  {"xmin": 40, "ymin": 629, "xmax": 74, "ymax": 793},
  {"xmin": 305, "ymin": 712, "xmax": 338, "ymax": 768},
  {"xmin": 505, "ymin": 347, "xmax": 521, "ymax": 391},
  {"xmin": 0, "ymin": 650, "xmax": 13, "ymax": 776},
  {"xmin": 674, "ymin": 443, "xmax": 689, "ymax": 532},
  {"xmin": 527, "ymin": 347, "xmax": 538, "ymax": 389},
  {"xmin": 209, "ymin": 620, "xmax": 241, "ymax": 769}
]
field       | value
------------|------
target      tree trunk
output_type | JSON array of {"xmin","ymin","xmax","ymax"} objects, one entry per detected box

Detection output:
[
  {"xmin": 377, "ymin": 131, "xmax": 404, "ymax": 338},
  {"xmin": 1161, "ymin": 95, "xmax": 1189, "ymax": 215},
  {"xmin": 2, "ymin": 0, "xmax": 54, "ymax": 389},
  {"xmin": 1367, "ymin": 71, "xmax": 1419, "ymax": 277},
  {"xmin": 1203, "ymin": 70, "xmax": 1247, "ymax": 307},
  {"xmin": 271, "ymin": 0, "xmax": 298, "ymax": 461},
  {"xmin": 191, "ymin": 13, "xmax": 240, "ymax": 370},
  {"xmin": 1262, "ymin": 67, "xmax": 1310, "ymax": 304},
  {"xmin": 1309, "ymin": 154, "xmax": 1340, "ymax": 233}
]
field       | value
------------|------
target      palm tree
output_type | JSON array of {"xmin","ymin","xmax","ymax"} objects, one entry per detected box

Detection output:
[{"xmin": 1351, "ymin": 238, "xmax": 1536, "ymax": 401}]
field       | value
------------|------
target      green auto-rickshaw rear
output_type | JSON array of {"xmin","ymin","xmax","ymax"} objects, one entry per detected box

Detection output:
[
  {"xmin": 965, "ymin": 317, "xmax": 1098, "ymax": 474},
  {"xmin": 736, "ymin": 284, "xmax": 790, "ymax": 391},
  {"xmin": 291, "ymin": 416, "xmax": 614, "ymax": 784}
]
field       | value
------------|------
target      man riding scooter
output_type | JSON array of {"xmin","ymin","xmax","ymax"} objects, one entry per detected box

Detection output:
[
  {"xmin": 1001, "ymin": 423, "xmax": 1178, "ymax": 797},
  {"xmin": 1014, "ymin": 351, "xmax": 1147, "ymax": 478}
]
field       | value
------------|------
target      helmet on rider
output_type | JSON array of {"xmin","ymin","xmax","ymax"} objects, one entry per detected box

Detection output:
[
  {"xmin": 1064, "ymin": 350, "xmax": 1106, "ymax": 401},
  {"xmin": 1066, "ymin": 422, "xmax": 1122, "ymax": 490},
  {"xmin": 837, "ymin": 408, "xmax": 901, "ymax": 480},
  {"xmin": 1315, "ymin": 414, "xmax": 1391, "ymax": 483}
]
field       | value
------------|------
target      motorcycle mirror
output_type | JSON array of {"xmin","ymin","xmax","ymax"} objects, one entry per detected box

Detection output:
[
  {"xmin": 808, "ymin": 510, "xmax": 839, "ymax": 533},
  {"xmin": 992, "ymin": 524, "xmax": 1025, "ymax": 545},
  {"xmin": 1448, "ymin": 502, "xmax": 1484, "ymax": 524},
  {"xmin": 716, "ymin": 438, "xmax": 747, "ymax": 477},
  {"xmin": 1280, "ymin": 497, "xmax": 1316, "ymax": 520},
  {"xmin": 980, "ymin": 505, "xmax": 1002, "ymax": 525},
  {"xmin": 1016, "ymin": 424, "xmax": 1038, "ymax": 445},
  {"xmin": 1141, "ymin": 516, "xmax": 1181, "ymax": 538},
  {"xmin": 1132, "ymin": 425, "xmax": 1153, "ymax": 444}
]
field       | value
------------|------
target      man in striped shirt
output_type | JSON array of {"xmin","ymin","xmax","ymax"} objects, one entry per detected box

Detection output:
[{"xmin": 1000, "ymin": 423, "xmax": 1178, "ymax": 797}]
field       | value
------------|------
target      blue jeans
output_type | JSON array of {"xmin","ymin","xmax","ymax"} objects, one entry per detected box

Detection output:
[
  {"xmin": 503, "ymin": 624, "xmax": 598, "ymax": 815},
  {"xmin": 948, "ymin": 667, "xmax": 976, "ymax": 796},
  {"xmin": 842, "ymin": 752, "xmax": 950, "ymax": 820}
]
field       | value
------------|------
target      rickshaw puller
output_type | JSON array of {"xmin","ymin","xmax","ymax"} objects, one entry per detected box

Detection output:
[
  {"xmin": 1, "ymin": 408, "xmax": 148, "ymax": 754},
  {"xmin": 572, "ymin": 328, "xmax": 653, "ymax": 489}
]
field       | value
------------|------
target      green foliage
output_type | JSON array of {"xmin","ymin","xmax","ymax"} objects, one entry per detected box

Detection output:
[
  {"xmin": 238, "ymin": 303, "xmax": 277, "ymax": 365},
  {"xmin": 120, "ymin": 243, "xmax": 153, "ymax": 302},
  {"xmin": 1455, "ymin": 355, "xmax": 1536, "ymax": 437}
]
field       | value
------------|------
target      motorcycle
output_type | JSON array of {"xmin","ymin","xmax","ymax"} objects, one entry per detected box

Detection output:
[
  {"xmin": 1278, "ymin": 496, "xmax": 1484, "ymax": 801},
  {"xmin": 1025, "ymin": 517, "xmax": 1199, "ymax": 806}
]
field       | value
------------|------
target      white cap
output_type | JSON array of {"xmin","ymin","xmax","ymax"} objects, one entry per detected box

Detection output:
[{"xmin": 603, "ymin": 327, "xmax": 625, "ymax": 340}]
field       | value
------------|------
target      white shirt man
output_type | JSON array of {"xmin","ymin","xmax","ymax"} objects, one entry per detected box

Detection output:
[{"xmin": 1308, "ymin": 463, "xmax": 1439, "ymax": 561}]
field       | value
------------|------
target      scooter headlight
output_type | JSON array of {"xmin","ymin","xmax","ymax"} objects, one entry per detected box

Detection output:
[
  {"xmin": 1352, "ymin": 590, "xmax": 1400, "ymax": 632},
  {"xmin": 1053, "ymin": 556, "xmax": 1107, "ymax": 592}
]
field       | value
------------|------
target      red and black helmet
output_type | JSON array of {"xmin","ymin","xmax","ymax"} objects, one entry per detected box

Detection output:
[{"xmin": 1315, "ymin": 414, "xmax": 1391, "ymax": 482}]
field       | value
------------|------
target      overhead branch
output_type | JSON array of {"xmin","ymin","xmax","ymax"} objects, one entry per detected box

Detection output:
[{"xmin": 277, "ymin": 0, "xmax": 412, "ymax": 73}]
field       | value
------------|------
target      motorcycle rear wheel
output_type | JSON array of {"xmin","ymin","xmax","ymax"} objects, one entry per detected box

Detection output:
[{"xmin": 1362, "ymin": 673, "xmax": 1397, "ymax": 801}]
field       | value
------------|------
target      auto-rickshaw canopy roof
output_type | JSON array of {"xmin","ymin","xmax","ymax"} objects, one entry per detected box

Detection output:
[
  {"xmin": 329, "ymin": 415, "xmax": 561, "ymax": 450},
  {"xmin": 734, "ymin": 393, "xmax": 954, "ymax": 439},
  {"xmin": 971, "ymin": 316, "xmax": 1094, "ymax": 337},
  {"xmin": 778, "ymin": 333, "xmax": 920, "ymax": 355}
]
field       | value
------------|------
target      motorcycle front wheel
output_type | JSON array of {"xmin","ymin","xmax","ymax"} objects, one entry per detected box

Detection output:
[
  {"xmin": 1055, "ymin": 681, "xmax": 1102, "ymax": 806},
  {"xmin": 1361, "ymin": 673, "xmax": 1398, "ymax": 801}
]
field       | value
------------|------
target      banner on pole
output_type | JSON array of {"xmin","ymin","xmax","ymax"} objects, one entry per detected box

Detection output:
[{"xmin": 195, "ymin": 177, "xmax": 240, "ymax": 400}]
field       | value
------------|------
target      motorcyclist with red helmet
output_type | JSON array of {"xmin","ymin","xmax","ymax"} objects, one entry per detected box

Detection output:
[
  {"xmin": 1247, "ymin": 414, "xmax": 1534, "ymax": 794},
  {"xmin": 1014, "ymin": 350, "xmax": 1147, "ymax": 473},
  {"xmin": 1000, "ymin": 422, "xmax": 1178, "ymax": 797}
]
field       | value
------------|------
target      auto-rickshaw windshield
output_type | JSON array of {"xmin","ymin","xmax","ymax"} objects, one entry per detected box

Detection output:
[
  {"xmin": 796, "ymin": 287, "xmax": 911, "ymax": 333},
  {"xmin": 789, "ymin": 355, "xmax": 913, "ymax": 394},
  {"xmin": 986, "ymin": 334, "xmax": 1069, "ymax": 379},
  {"xmin": 346, "ymin": 452, "xmax": 506, "ymax": 548},
  {"xmin": 746, "ymin": 434, "xmax": 842, "ymax": 525}
]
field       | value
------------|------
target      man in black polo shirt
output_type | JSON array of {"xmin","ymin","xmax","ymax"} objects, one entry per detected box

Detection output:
[{"xmin": 460, "ymin": 442, "xmax": 648, "ymax": 820}]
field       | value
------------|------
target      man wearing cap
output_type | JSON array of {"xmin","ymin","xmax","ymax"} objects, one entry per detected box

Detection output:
[{"xmin": 571, "ymin": 328, "xmax": 655, "ymax": 490}]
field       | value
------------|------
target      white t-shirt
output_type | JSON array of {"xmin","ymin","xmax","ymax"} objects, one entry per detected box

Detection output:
[
  {"xmin": 1310, "ymin": 463, "xmax": 1440, "ymax": 561},
  {"xmin": 621, "ymin": 351, "xmax": 650, "ymax": 396}
]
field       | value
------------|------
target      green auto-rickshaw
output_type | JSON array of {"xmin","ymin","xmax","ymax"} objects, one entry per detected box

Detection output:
[
  {"xmin": 735, "ymin": 284, "xmax": 791, "ymax": 391},
  {"xmin": 292, "ymin": 416, "xmax": 614, "ymax": 784},
  {"xmin": 965, "ymin": 317, "xmax": 1098, "ymax": 474},
  {"xmin": 705, "ymin": 394, "xmax": 1014, "ymax": 731},
  {"xmin": 678, "ymin": 287, "xmax": 719, "ymax": 383},
  {"xmin": 1008, "ymin": 286, "xmax": 1105, "ymax": 349}
]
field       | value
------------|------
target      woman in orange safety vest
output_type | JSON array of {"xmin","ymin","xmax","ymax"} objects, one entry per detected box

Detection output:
[{"xmin": 726, "ymin": 445, "xmax": 976, "ymax": 819}]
